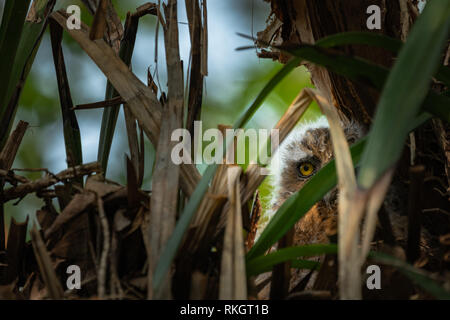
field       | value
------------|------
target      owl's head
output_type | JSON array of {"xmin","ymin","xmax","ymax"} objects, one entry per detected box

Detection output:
[{"xmin": 269, "ymin": 116, "xmax": 363, "ymax": 214}]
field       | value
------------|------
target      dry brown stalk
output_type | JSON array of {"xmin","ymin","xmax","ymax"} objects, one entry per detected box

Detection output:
[
  {"xmin": 30, "ymin": 226, "xmax": 64, "ymax": 299},
  {"xmin": 72, "ymin": 96, "xmax": 124, "ymax": 111},
  {"xmin": 148, "ymin": 0, "xmax": 185, "ymax": 299},
  {"xmin": 0, "ymin": 121, "xmax": 29, "ymax": 171},
  {"xmin": 219, "ymin": 166, "xmax": 246, "ymax": 299},
  {"xmin": 97, "ymin": 197, "xmax": 110, "ymax": 299}
]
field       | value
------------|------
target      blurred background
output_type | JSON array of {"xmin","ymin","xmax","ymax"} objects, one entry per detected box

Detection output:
[{"xmin": 1, "ymin": 0, "xmax": 320, "ymax": 227}]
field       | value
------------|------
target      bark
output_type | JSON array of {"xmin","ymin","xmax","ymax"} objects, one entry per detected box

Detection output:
[{"xmin": 258, "ymin": 0, "xmax": 419, "ymax": 128}]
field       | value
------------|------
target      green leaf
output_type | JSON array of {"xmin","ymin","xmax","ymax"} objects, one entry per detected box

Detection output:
[
  {"xmin": 424, "ymin": 92, "xmax": 450, "ymax": 123},
  {"xmin": 97, "ymin": 14, "xmax": 138, "ymax": 174},
  {"xmin": 0, "ymin": 0, "xmax": 32, "ymax": 146},
  {"xmin": 290, "ymin": 259, "xmax": 320, "ymax": 271},
  {"xmin": 247, "ymin": 245, "xmax": 450, "ymax": 300},
  {"xmin": 315, "ymin": 31, "xmax": 402, "ymax": 53},
  {"xmin": 98, "ymin": 83, "xmax": 121, "ymax": 173},
  {"xmin": 246, "ymin": 244, "xmax": 335, "ymax": 277},
  {"xmin": 285, "ymin": 44, "xmax": 450, "ymax": 122},
  {"xmin": 289, "ymin": 45, "xmax": 387, "ymax": 89},
  {"xmin": 49, "ymin": 20, "xmax": 83, "ymax": 171},
  {"xmin": 0, "ymin": 0, "xmax": 55, "ymax": 148},
  {"xmin": 152, "ymin": 57, "xmax": 301, "ymax": 293},
  {"xmin": 436, "ymin": 66, "xmax": 450, "ymax": 87},
  {"xmin": 358, "ymin": 0, "xmax": 450, "ymax": 188},
  {"xmin": 315, "ymin": 31, "xmax": 450, "ymax": 86}
]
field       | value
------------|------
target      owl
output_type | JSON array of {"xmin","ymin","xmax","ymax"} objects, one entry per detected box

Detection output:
[
  {"xmin": 259, "ymin": 116, "xmax": 435, "ymax": 298},
  {"xmin": 268, "ymin": 116, "xmax": 363, "ymax": 246},
  {"xmin": 255, "ymin": 116, "xmax": 363, "ymax": 298}
]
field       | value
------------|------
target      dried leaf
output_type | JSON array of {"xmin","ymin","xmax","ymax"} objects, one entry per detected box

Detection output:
[
  {"xmin": 45, "ymin": 192, "xmax": 96, "ymax": 239},
  {"xmin": 30, "ymin": 226, "xmax": 64, "ymax": 299},
  {"xmin": 219, "ymin": 166, "xmax": 246, "ymax": 300}
]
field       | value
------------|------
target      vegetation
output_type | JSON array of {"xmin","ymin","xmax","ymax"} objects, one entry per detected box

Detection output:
[{"xmin": 0, "ymin": 0, "xmax": 449, "ymax": 300}]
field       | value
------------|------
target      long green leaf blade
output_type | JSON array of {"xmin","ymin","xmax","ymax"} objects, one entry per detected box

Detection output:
[
  {"xmin": 0, "ymin": 0, "xmax": 55, "ymax": 148},
  {"xmin": 0, "ymin": 0, "xmax": 31, "ymax": 138},
  {"xmin": 315, "ymin": 31, "xmax": 402, "ymax": 53},
  {"xmin": 316, "ymin": 31, "xmax": 450, "ymax": 86},
  {"xmin": 315, "ymin": 31, "xmax": 450, "ymax": 86},
  {"xmin": 97, "ymin": 14, "xmax": 138, "ymax": 173},
  {"xmin": 246, "ymin": 244, "xmax": 336, "ymax": 277},
  {"xmin": 285, "ymin": 44, "xmax": 450, "ymax": 122},
  {"xmin": 50, "ymin": 20, "xmax": 83, "ymax": 171},
  {"xmin": 98, "ymin": 84, "xmax": 120, "ymax": 172}
]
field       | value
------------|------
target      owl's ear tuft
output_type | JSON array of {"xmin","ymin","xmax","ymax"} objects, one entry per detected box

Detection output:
[{"xmin": 342, "ymin": 119, "xmax": 365, "ymax": 145}]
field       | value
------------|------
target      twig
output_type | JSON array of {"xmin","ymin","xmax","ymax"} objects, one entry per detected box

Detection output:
[
  {"xmin": 185, "ymin": 0, "xmax": 205, "ymax": 136},
  {"xmin": 407, "ymin": 165, "xmax": 425, "ymax": 263},
  {"xmin": 377, "ymin": 205, "xmax": 397, "ymax": 246},
  {"xmin": 2, "ymin": 162, "xmax": 101, "ymax": 202},
  {"xmin": 0, "ymin": 121, "xmax": 29, "ymax": 171},
  {"xmin": 4, "ymin": 217, "xmax": 29, "ymax": 284},
  {"xmin": 246, "ymin": 191, "xmax": 261, "ymax": 250},
  {"xmin": 50, "ymin": 10, "xmax": 202, "ymax": 197},
  {"xmin": 50, "ymin": 19, "xmax": 83, "ymax": 172},
  {"xmin": 97, "ymin": 197, "xmax": 110, "ymax": 299},
  {"xmin": 30, "ymin": 226, "xmax": 64, "ymax": 299},
  {"xmin": 269, "ymin": 228, "xmax": 294, "ymax": 299},
  {"xmin": 201, "ymin": 0, "xmax": 208, "ymax": 76},
  {"xmin": 287, "ymin": 290, "xmax": 332, "ymax": 300},
  {"xmin": 0, "ymin": 170, "xmax": 29, "ymax": 185},
  {"xmin": 409, "ymin": 132, "xmax": 416, "ymax": 165},
  {"xmin": 72, "ymin": 96, "xmax": 124, "ymax": 111},
  {"xmin": 81, "ymin": 0, "xmax": 123, "ymax": 53},
  {"xmin": 0, "ymin": 120, "xmax": 29, "ymax": 251},
  {"xmin": 134, "ymin": 3, "xmax": 158, "ymax": 18},
  {"xmin": 219, "ymin": 166, "xmax": 246, "ymax": 299},
  {"xmin": 110, "ymin": 230, "xmax": 124, "ymax": 299},
  {"xmin": 0, "ymin": 205, "xmax": 4, "ymax": 252},
  {"xmin": 89, "ymin": 0, "xmax": 108, "ymax": 40}
]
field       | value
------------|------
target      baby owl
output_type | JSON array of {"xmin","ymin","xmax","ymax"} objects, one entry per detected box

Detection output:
[
  {"xmin": 260, "ymin": 116, "xmax": 433, "ymax": 298},
  {"xmin": 254, "ymin": 116, "xmax": 363, "ymax": 298},
  {"xmin": 268, "ymin": 116, "xmax": 363, "ymax": 246}
]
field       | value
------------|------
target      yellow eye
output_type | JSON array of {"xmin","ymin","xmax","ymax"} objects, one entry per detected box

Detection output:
[{"xmin": 298, "ymin": 162, "xmax": 315, "ymax": 177}]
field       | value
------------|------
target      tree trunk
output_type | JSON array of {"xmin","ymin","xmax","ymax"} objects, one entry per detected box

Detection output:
[{"xmin": 257, "ymin": 0, "xmax": 422, "ymax": 127}]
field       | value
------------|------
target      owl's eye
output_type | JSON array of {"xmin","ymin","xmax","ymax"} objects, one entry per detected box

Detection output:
[{"xmin": 298, "ymin": 161, "xmax": 315, "ymax": 178}]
